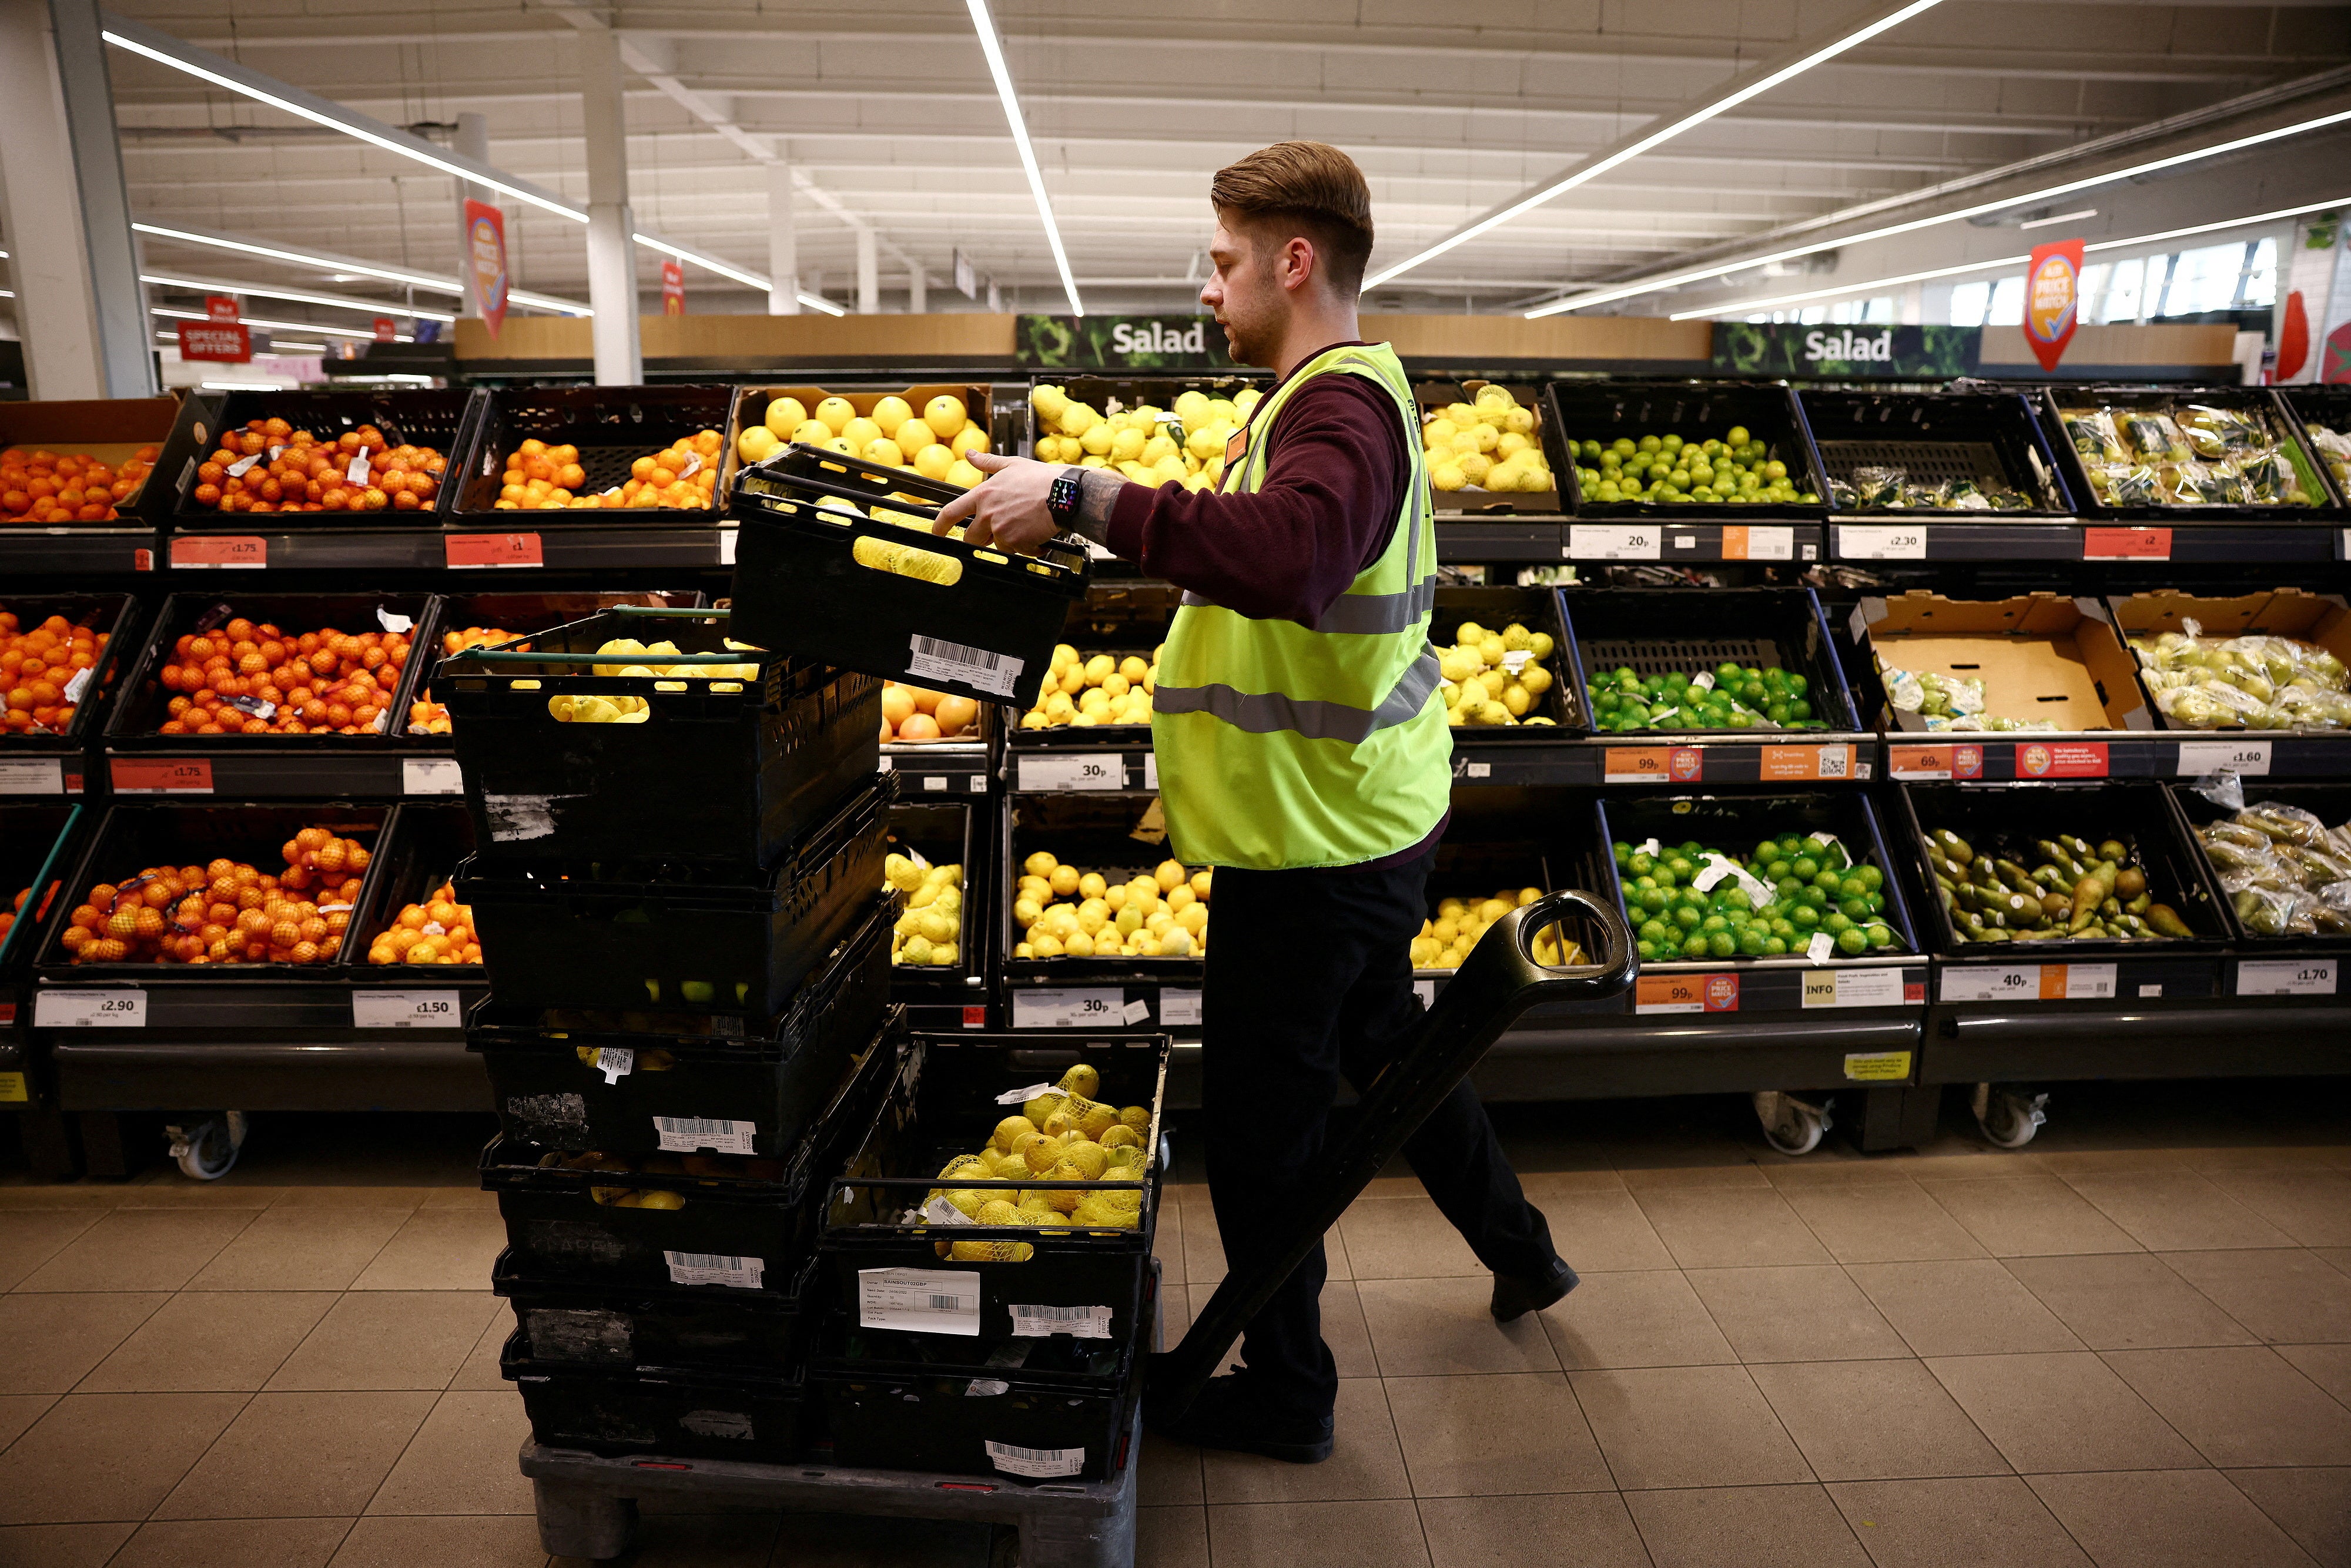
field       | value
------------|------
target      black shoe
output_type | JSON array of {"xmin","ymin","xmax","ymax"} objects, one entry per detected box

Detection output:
[
  {"xmin": 1491, "ymin": 1257, "xmax": 1580, "ymax": 1322},
  {"xmin": 1144, "ymin": 1365, "xmax": 1334, "ymax": 1464}
]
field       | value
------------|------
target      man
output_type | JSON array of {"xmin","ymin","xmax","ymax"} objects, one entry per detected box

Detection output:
[{"xmin": 936, "ymin": 140, "xmax": 1575, "ymax": 1465}]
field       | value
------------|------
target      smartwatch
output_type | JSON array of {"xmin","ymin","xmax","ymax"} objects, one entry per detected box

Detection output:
[{"xmin": 1046, "ymin": 467, "xmax": 1084, "ymax": 530}]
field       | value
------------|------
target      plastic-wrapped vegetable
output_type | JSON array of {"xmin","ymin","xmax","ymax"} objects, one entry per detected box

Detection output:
[
  {"xmin": 2088, "ymin": 463, "xmax": 2161, "ymax": 505},
  {"xmin": 1880, "ymin": 662, "xmax": 2056, "ymax": 732},
  {"xmin": 1851, "ymin": 466, "xmax": 1905, "ymax": 508},
  {"xmin": 1827, "ymin": 476, "xmax": 1858, "ymax": 510},
  {"xmin": 2181, "ymin": 404, "xmax": 2267, "ymax": 457},
  {"xmin": 2198, "ymin": 802, "xmax": 2351, "ymax": 936},
  {"xmin": 2062, "ymin": 409, "xmax": 2126, "ymax": 462},
  {"xmin": 2310, "ymin": 424, "xmax": 2350, "ymax": 492},
  {"xmin": 2232, "ymin": 448, "xmax": 2304, "ymax": 504},
  {"xmin": 2122, "ymin": 412, "xmax": 2191, "ymax": 462},
  {"xmin": 2127, "ymin": 620, "xmax": 2351, "ymax": 732}
]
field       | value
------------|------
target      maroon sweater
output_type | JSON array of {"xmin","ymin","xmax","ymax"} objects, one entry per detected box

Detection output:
[
  {"xmin": 1104, "ymin": 343, "xmax": 1409, "ymax": 622},
  {"xmin": 1100, "ymin": 344, "xmax": 1445, "ymax": 869}
]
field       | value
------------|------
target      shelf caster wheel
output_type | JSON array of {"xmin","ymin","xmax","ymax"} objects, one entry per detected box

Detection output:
[
  {"xmin": 1971, "ymin": 1084, "xmax": 2046, "ymax": 1150},
  {"xmin": 1753, "ymin": 1091, "xmax": 1833, "ymax": 1157},
  {"xmin": 166, "ymin": 1111, "xmax": 247, "ymax": 1181}
]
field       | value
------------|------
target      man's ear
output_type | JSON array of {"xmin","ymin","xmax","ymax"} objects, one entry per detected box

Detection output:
[{"xmin": 1281, "ymin": 235, "xmax": 1318, "ymax": 294}]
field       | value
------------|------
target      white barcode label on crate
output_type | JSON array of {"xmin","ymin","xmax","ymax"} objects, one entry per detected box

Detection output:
[
  {"xmin": 654, "ymin": 1115, "xmax": 757, "ymax": 1155},
  {"xmin": 859, "ymin": 1267, "xmax": 982, "ymax": 1335},
  {"xmin": 984, "ymin": 1440, "xmax": 1086, "ymax": 1479},
  {"xmin": 923, "ymin": 1196, "xmax": 977, "ymax": 1227},
  {"xmin": 664, "ymin": 1251, "xmax": 765, "ymax": 1290},
  {"xmin": 1160, "ymin": 987, "xmax": 1202, "ymax": 1027},
  {"xmin": 1009, "ymin": 1303, "xmax": 1113, "ymax": 1339},
  {"xmin": 594, "ymin": 1047, "xmax": 634, "ymax": 1084},
  {"xmin": 907, "ymin": 635, "xmax": 1023, "ymax": 699}
]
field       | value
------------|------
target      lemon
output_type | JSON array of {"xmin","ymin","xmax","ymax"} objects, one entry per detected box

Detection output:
[
  {"xmin": 765, "ymin": 396, "xmax": 809, "ymax": 437},
  {"xmin": 1504, "ymin": 407, "xmax": 1535, "ymax": 435},
  {"xmin": 1057, "ymin": 403, "xmax": 1099, "ymax": 438},
  {"xmin": 1080, "ymin": 422, "xmax": 1116, "ymax": 457},
  {"xmin": 946, "ymin": 459, "xmax": 984, "ymax": 489},
  {"xmin": 1475, "ymin": 384, "xmax": 1514, "ymax": 411},
  {"xmin": 1110, "ymin": 427, "xmax": 1147, "ymax": 463},
  {"xmin": 992, "ymin": 1115, "xmax": 1034, "ymax": 1151},
  {"xmin": 1031, "ymin": 384, "xmax": 1067, "ymax": 421},
  {"xmin": 864, "ymin": 437, "xmax": 905, "ymax": 468},
  {"xmin": 925, "ymin": 394, "xmax": 967, "ymax": 440},
  {"xmin": 913, "ymin": 444, "xmax": 954, "ymax": 481},
  {"xmin": 1174, "ymin": 390, "xmax": 1210, "ymax": 424},
  {"xmin": 872, "ymin": 394, "xmax": 914, "ymax": 431},
  {"xmin": 816, "ymin": 396, "xmax": 856, "ymax": 434},
  {"xmin": 1432, "ymin": 463, "xmax": 1466, "ymax": 492},
  {"xmin": 791, "ymin": 420, "xmax": 833, "ymax": 446},
  {"xmin": 843, "ymin": 416, "xmax": 883, "ymax": 450},
  {"xmin": 1458, "ymin": 453, "xmax": 1492, "ymax": 487},
  {"xmin": 737, "ymin": 425, "xmax": 781, "ymax": 464},
  {"xmin": 952, "ymin": 425, "xmax": 989, "ymax": 457},
  {"xmin": 893, "ymin": 418, "xmax": 938, "ymax": 456},
  {"xmin": 1424, "ymin": 417, "xmax": 1459, "ymax": 448}
]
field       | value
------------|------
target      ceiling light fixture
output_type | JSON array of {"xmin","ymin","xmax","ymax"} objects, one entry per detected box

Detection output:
[
  {"xmin": 140, "ymin": 272, "xmax": 459, "ymax": 323},
  {"xmin": 630, "ymin": 232, "xmax": 769, "ymax": 293},
  {"xmin": 150, "ymin": 304, "xmax": 411, "ymax": 343},
  {"xmin": 1367, "ymin": 0, "xmax": 1948, "ymax": 290},
  {"xmin": 132, "ymin": 223, "xmax": 590, "ymax": 315},
  {"xmin": 1531, "ymin": 103, "xmax": 2351, "ymax": 316},
  {"xmin": 2018, "ymin": 207, "xmax": 2099, "ymax": 230},
  {"xmin": 963, "ymin": 0, "xmax": 1083, "ymax": 314},
  {"xmin": 1669, "ymin": 193, "xmax": 2348, "ymax": 318},
  {"xmin": 797, "ymin": 291, "xmax": 848, "ymax": 317}
]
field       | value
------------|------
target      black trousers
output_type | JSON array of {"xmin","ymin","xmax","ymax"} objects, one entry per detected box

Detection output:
[{"xmin": 1198, "ymin": 849, "xmax": 1557, "ymax": 1421}]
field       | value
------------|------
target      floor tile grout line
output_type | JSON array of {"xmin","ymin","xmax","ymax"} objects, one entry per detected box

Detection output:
[
  {"xmin": 123, "ymin": 1384, "xmax": 262, "ymax": 1530},
  {"xmin": 2214, "ymin": 1460, "xmax": 2350, "ymax": 1560},
  {"xmin": 0, "ymin": 1206, "xmax": 108, "ymax": 1292}
]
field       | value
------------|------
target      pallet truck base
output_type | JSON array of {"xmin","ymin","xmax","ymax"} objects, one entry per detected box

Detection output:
[{"xmin": 518, "ymin": 1401, "xmax": 1142, "ymax": 1567}]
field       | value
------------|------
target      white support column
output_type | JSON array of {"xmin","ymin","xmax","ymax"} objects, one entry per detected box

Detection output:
[
  {"xmin": 766, "ymin": 164, "xmax": 799, "ymax": 314},
  {"xmin": 907, "ymin": 262, "xmax": 926, "ymax": 314},
  {"xmin": 0, "ymin": 0, "xmax": 155, "ymax": 397},
  {"xmin": 857, "ymin": 227, "xmax": 879, "ymax": 314},
  {"xmin": 578, "ymin": 27, "xmax": 642, "ymax": 384}
]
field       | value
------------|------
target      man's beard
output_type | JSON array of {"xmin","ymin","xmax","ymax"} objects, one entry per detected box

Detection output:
[{"xmin": 1218, "ymin": 313, "xmax": 1265, "ymax": 367}]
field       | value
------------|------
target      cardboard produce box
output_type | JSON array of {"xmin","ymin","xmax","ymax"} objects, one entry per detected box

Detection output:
[
  {"xmin": 1856, "ymin": 592, "xmax": 2151, "ymax": 733},
  {"xmin": 1415, "ymin": 378, "xmax": 1560, "ymax": 513}
]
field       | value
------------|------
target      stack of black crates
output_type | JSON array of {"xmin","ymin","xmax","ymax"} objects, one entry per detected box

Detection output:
[{"xmin": 443, "ymin": 604, "xmax": 895, "ymax": 1464}]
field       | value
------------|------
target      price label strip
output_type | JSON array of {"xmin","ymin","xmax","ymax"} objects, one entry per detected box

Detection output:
[
  {"xmin": 446, "ymin": 532, "xmax": 545, "ymax": 569},
  {"xmin": 0, "ymin": 758, "xmax": 65, "ymax": 795},
  {"xmin": 1016, "ymin": 753, "xmax": 1124, "ymax": 792},
  {"xmin": 402, "ymin": 758, "xmax": 465, "ymax": 796},
  {"xmin": 984, "ymin": 1440, "xmax": 1086, "ymax": 1479},
  {"xmin": 1940, "ymin": 963, "xmax": 2115, "ymax": 1003},
  {"xmin": 1569, "ymin": 524, "xmax": 1660, "ymax": 561},
  {"xmin": 654, "ymin": 1115, "xmax": 759, "ymax": 1155},
  {"xmin": 858, "ymin": 1267, "xmax": 982, "ymax": 1335},
  {"xmin": 2236, "ymin": 959, "xmax": 2336, "ymax": 997},
  {"xmin": 1160, "ymin": 987, "xmax": 1202, "ymax": 1027},
  {"xmin": 1010, "ymin": 987, "xmax": 1127, "ymax": 1029},
  {"xmin": 169, "ymin": 535, "xmax": 267, "ymax": 569},
  {"xmin": 351, "ymin": 990, "xmax": 460, "ymax": 1029},
  {"xmin": 1800, "ymin": 967, "xmax": 1907, "ymax": 1009},
  {"xmin": 2176, "ymin": 739, "xmax": 2272, "ymax": 778},
  {"xmin": 1837, "ymin": 524, "xmax": 1927, "ymax": 560},
  {"xmin": 35, "ymin": 989, "xmax": 146, "ymax": 1027}
]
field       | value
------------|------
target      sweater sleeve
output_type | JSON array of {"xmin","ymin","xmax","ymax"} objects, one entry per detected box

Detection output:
[{"xmin": 1101, "ymin": 373, "xmax": 1408, "ymax": 626}]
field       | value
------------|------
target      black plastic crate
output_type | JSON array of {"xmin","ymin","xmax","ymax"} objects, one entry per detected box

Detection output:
[
  {"xmin": 405, "ymin": 590, "xmax": 704, "ymax": 738},
  {"xmin": 103, "ymin": 592, "xmax": 434, "ymax": 750},
  {"xmin": 494, "ymin": 1249, "xmax": 818, "ymax": 1378},
  {"xmin": 0, "ymin": 804, "xmax": 88, "ymax": 976},
  {"xmin": 503, "ymin": 1330, "xmax": 809, "ymax": 1463},
  {"xmin": 1891, "ymin": 782, "xmax": 2229, "ymax": 956},
  {"xmin": 345, "ymin": 800, "xmax": 479, "ymax": 974},
  {"xmin": 1009, "ymin": 579, "xmax": 1178, "ymax": 748},
  {"xmin": 438, "ymin": 605, "xmax": 878, "ymax": 872},
  {"xmin": 481, "ymin": 1010, "xmax": 906, "ymax": 1295},
  {"xmin": 819, "ymin": 1033, "xmax": 1166, "ymax": 1349},
  {"xmin": 1562, "ymin": 586, "xmax": 1859, "ymax": 735},
  {"xmin": 469, "ymin": 893, "xmax": 893, "ymax": 1154},
  {"xmin": 1544, "ymin": 381, "xmax": 1829, "ymax": 519},
  {"xmin": 163, "ymin": 388, "xmax": 479, "ymax": 528},
  {"xmin": 2275, "ymin": 385, "xmax": 2351, "ymax": 508},
  {"xmin": 0, "ymin": 592, "xmax": 145, "ymax": 751},
  {"xmin": 886, "ymin": 800, "xmax": 987, "ymax": 1003},
  {"xmin": 808, "ymin": 1305, "xmax": 1140, "ymax": 1483},
  {"xmin": 2037, "ymin": 387, "xmax": 2336, "ymax": 520},
  {"xmin": 31, "ymin": 801, "xmax": 391, "ymax": 978},
  {"xmin": 1798, "ymin": 388, "xmax": 2074, "ymax": 516},
  {"xmin": 457, "ymin": 781, "xmax": 888, "ymax": 1016},
  {"xmin": 2165, "ymin": 782, "xmax": 2351, "ymax": 951},
  {"xmin": 447, "ymin": 384, "xmax": 743, "ymax": 527},
  {"xmin": 1431, "ymin": 585, "xmax": 1587, "ymax": 736},
  {"xmin": 999, "ymin": 793, "xmax": 1208, "ymax": 982},
  {"xmin": 728, "ymin": 444, "xmax": 1091, "ymax": 709},
  {"xmin": 1595, "ymin": 791, "xmax": 1921, "ymax": 967}
]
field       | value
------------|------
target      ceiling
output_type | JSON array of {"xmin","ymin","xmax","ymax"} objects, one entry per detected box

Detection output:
[{"xmin": 42, "ymin": 0, "xmax": 2351, "ymax": 333}]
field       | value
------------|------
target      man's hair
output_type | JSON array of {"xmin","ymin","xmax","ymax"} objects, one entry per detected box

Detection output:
[{"xmin": 1210, "ymin": 141, "xmax": 1375, "ymax": 297}]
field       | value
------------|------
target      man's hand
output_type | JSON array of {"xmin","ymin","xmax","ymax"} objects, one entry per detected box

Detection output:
[{"xmin": 932, "ymin": 451, "xmax": 1064, "ymax": 555}]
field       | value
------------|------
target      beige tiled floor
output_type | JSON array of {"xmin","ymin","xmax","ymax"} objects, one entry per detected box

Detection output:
[{"xmin": 2, "ymin": 1097, "xmax": 2349, "ymax": 1567}]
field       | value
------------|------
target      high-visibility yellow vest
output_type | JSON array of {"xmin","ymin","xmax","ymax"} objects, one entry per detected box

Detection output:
[{"xmin": 1150, "ymin": 342, "xmax": 1449, "ymax": 870}]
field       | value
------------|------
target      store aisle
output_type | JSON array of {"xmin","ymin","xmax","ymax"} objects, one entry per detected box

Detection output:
[{"xmin": 1, "ymin": 1091, "xmax": 2347, "ymax": 1568}]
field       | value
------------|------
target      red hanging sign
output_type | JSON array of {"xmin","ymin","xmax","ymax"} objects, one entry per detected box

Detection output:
[
  {"xmin": 373, "ymin": 316, "xmax": 396, "ymax": 342},
  {"xmin": 661, "ymin": 259, "xmax": 685, "ymax": 316},
  {"xmin": 205, "ymin": 294, "xmax": 239, "ymax": 323},
  {"xmin": 179, "ymin": 293, "xmax": 250, "ymax": 361},
  {"xmin": 2278, "ymin": 290, "xmax": 2310, "ymax": 382},
  {"xmin": 2023, "ymin": 239, "xmax": 2084, "ymax": 374},
  {"xmin": 465, "ymin": 199, "xmax": 510, "ymax": 340}
]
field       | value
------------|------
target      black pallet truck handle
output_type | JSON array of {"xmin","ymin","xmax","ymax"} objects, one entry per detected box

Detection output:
[{"xmin": 1153, "ymin": 887, "xmax": 1637, "ymax": 1421}]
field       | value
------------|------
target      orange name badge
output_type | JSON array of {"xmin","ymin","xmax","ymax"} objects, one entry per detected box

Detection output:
[{"xmin": 1223, "ymin": 424, "xmax": 1248, "ymax": 467}]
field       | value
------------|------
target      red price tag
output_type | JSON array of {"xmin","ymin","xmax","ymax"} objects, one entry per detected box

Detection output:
[
  {"xmin": 111, "ymin": 758, "xmax": 214, "ymax": 795},
  {"xmin": 2083, "ymin": 527, "xmax": 2171, "ymax": 560},
  {"xmin": 446, "ymin": 532, "xmax": 544, "ymax": 569},
  {"xmin": 169, "ymin": 535, "xmax": 266, "ymax": 569},
  {"xmin": 1635, "ymin": 973, "xmax": 1740, "ymax": 1014}
]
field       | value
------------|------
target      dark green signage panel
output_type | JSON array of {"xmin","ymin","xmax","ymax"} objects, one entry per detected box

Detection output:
[
  {"xmin": 1016, "ymin": 314, "xmax": 1231, "ymax": 368},
  {"xmin": 1712, "ymin": 323, "xmax": 1981, "ymax": 378}
]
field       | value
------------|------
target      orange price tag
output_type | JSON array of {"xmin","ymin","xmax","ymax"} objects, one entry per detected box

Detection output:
[
  {"xmin": 1889, "ymin": 743, "xmax": 1953, "ymax": 780},
  {"xmin": 1635, "ymin": 972, "xmax": 1740, "ymax": 1014},
  {"xmin": 2082, "ymin": 526, "xmax": 2171, "ymax": 560},
  {"xmin": 1760, "ymin": 744, "xmax": 1854, "ymax": 782},
  {"xmin": 2037, "ymin": 965, "xmax": 2069, "ymax": 1000},
  {"xmin": 111, "ymin": 758, "xmax": 214, "ymax": 795},
  {"xmin": 1604, "ymin": 747, "xmax": 1672, "ymax": 783},
  {"xmin": 446, "ymin": 532, "xmax": 544, "ymax": 569},
  {"xmin": 169, "ymin": 535, "xmax": 266, "ymax": 569}
]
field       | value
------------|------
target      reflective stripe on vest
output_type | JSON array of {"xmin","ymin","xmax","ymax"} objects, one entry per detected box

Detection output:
[{"xmin": 1151, "ymin": 646, "xmax": 1443, "ymax": 743}]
